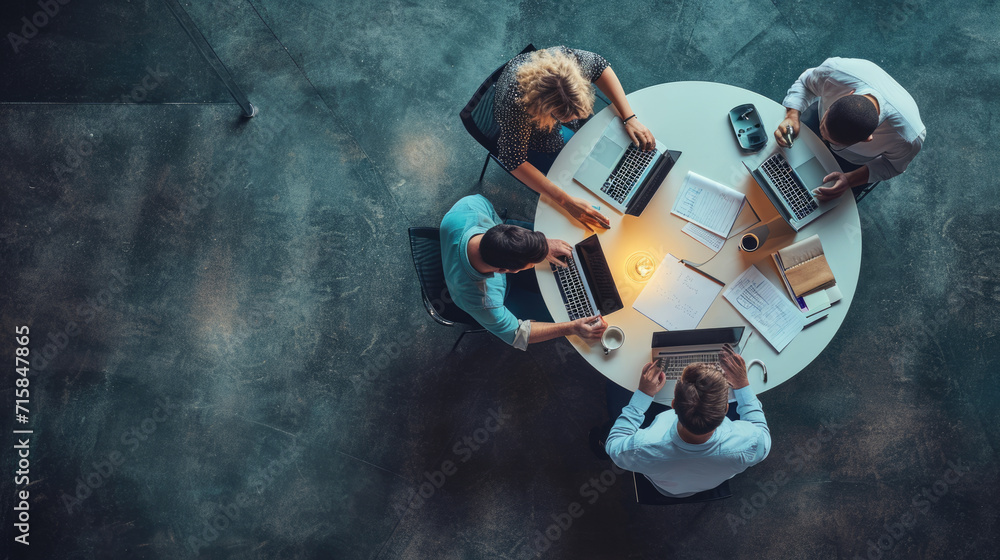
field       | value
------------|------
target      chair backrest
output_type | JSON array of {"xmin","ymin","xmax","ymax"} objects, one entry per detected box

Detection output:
[
  {"xmin": 408, "ymin": 227, "xmax": 481, "ymax": 327},
  {"xmin": 632, "ymin": 472, "xmax": 732, "ymax": 505},
  {"xmin": 460, "ymin": 44, "xmax": 536, "ymax": 156}
]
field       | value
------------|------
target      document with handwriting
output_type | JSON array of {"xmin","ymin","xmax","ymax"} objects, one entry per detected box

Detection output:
[
  {"xmin": 633, "ymin": 254, "xmax": 723, "ymax": 331},
  {"xmin": 671, "ymin": 171, "xmax": 746, "ymax": 237},
  {"xmin": 723, "ymin": 265, "xmax": 805, "ymax": 352}
]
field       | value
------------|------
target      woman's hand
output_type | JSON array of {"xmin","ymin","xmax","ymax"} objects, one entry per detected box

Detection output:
[
  {"xmin": 625, "ymin": 117, "xmax": 655, "ymax": 152},
  {"xmin": 562, "ymin": 196, "xmax": 611, "ymax": 230}
]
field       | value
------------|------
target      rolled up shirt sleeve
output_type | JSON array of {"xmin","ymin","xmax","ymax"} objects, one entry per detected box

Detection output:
[
  {"xmin": 605, "ymin": 390, "xmax": 654, "ymax": 470},
  {"xmin": 464, "ymin": 303, "xmax": 530, "ymax": 351},
  {"xmin": 782, "ymin": 63, "xmax": 835, "ymax": 113},
  {"xmin": 864, "ymin": 129, "xmax": 925, "ymax": 182},
  {"xmin": 733, "ymin": 386, "xmax": 771, "ymax": 465}
]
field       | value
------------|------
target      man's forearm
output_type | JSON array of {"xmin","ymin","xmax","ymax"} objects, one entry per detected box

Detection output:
[
  {"xmin": 527, "ymin": 321, "xmax": 574, "ymax": 343},
  {"xmin": 845, "ymin": 165, "xmax": 870, "ymax": 188}
]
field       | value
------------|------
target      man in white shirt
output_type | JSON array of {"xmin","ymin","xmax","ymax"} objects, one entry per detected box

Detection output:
[
  {"xmin": 774, "ymin": 57, "xmax": 926, "ymax": 200},
  {"xmin": 605, "ymin": 346, "xmax": 771, "ymax": 497}
]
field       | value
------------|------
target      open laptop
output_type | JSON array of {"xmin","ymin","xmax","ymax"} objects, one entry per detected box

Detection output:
[
  {"xmin": 744, "ymin": 152, "xmax": 841, "ymax": 231},
  {"xmin": 573, "ymin": 119, "xmax": 681, "ymax": 217},
  {"xmin": 650, "ymin": 326, "xmax": 746, "ymax": 380},
  {"xmin": 549, "ymin": 234, "xmax": 623, "ymax": 321}
]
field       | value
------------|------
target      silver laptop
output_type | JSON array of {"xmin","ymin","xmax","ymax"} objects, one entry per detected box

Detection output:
[
  {"xmin": 651, "ymin": 327, "xmax": 746, "ymax": 380},
  {"xmin": 744, "ymin": 152, "xmax": 841, "ymax": 231},
  {"xmin": 550, "ymin": 235, "xmax": 623, "ymax": 321},
  {"xmin": 573, "ymin": 119, "xmax": 680, "ymax": 217}
]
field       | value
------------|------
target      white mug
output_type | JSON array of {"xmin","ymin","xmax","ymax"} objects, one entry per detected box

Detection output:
[{"xmin": 602, "ymin": 326, "xmax": 625, "ymax": 355}]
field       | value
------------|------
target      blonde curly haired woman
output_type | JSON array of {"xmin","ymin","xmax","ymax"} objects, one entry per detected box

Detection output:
[{"xmin": 493, "ymin": 46, "xmax": 656, "ymax": 230}]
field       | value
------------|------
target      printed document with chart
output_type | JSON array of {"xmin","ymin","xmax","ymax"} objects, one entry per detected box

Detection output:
[
  {"xmin": 723, "ymin": 265, "xmax": 805, "ymax": 352},
  {"xmin": 633, "ymin": 254, "xmax": 723, "ymax": 331},
  {"xmin": 671, "ymin": 171, "xmax": 746, "ymax": 237}
]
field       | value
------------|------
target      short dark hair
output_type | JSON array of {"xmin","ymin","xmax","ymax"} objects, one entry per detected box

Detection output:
[
  {"xmin": 826, "ymin": 95, "xmax": 878, "ymax": 145},
  {"xmin": 479, "ymin": 224, "xmax": 548, "ymax": 270},
  {"xmin": 673, "ymin": 363, "xmax": 730, "ymax": 435}
]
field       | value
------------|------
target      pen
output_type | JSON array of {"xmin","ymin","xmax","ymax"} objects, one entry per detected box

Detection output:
[{"xmin": 680, "ymin": 260, "xmax": 725, "ymax": 286}]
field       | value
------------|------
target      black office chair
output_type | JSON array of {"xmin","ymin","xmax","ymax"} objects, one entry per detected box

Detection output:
[
  {"xmin": 632, "ymin": 473, "xmax": 733, "ymax": 505},
  {"xmin": 408, "ymin": 227, "xmax": 486, "ymax": 351},
  {"xmin": 460, "ymin": 44, "xmax": 611, "ymax": 182},
  {"xmin": 460, "ymin": 44, "xmax": 536, "ymax": 182}
]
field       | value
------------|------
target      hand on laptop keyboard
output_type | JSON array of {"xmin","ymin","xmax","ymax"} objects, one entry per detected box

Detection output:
[
  {"xmin": 623, "ymin": 117, "xmax": 656, "ymax": 152},
  {"xmin": 813, "ymin": 171, "xmax": 850, "ymax": 201},
  {"xmin": 544, "ymin": 238, "xmax": 573, "ymax": 268},
  {"xmin": 719, "ymin": 344, "xmax": 749, "ymax": 389},
  {"xmin": 638, "ymin": 360, "xmax": 667, "ymax": 397}
]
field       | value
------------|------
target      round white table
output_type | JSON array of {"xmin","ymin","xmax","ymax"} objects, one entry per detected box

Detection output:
[{"xmin": 534, "ymin": 81, "xmax": 861, "ymax": 403}]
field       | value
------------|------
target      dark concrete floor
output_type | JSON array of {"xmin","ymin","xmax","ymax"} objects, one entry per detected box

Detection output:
[{"xmin": 1, "ymin": 0, "xmax": 998, "ymax": 559}]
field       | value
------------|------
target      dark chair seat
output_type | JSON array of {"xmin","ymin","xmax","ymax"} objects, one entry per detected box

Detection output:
[
  {"xmin": 408, "ymin": 227, "xmax": 485, "ymax": 350},
  {"xmin": 632, "ymin": 472, "xmax": 732, "ymax": 505},
  {"xmin": 460, "ymin": 44, "xmax": 536, "ymax": 182}
]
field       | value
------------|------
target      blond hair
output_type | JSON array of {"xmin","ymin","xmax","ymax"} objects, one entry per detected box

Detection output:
[
  {"xmin": 516, "ymin": 49, "xmax": 596, "ymax": 132},
  {"xmin": 673, "ymin": 363, "xmax": 730, "ymax": 435}
]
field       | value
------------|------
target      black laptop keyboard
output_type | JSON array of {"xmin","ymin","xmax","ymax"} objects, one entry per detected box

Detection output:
[
  {"xmin": 657, "ymin": 353, "xmax": 721, "ymax": 380},
  {"xmin": 551, "ymin": 256, "xmax": 595, "ymax": 321},
  {"xmin": 760, "ymin": 154, "xmax": 818, "ymax": 220},
  {"xmin": 601, "ymin": 144, "xmax": 656, "ymax": 203}
]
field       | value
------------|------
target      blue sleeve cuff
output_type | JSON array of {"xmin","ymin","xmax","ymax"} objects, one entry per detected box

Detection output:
[
  {"xmin": 628, "ymin": 390, "xmax": 654, "ymax": 412},
  {"xmin": 733, "ymin": 385, "xmax": 756, "ymax": 403}
]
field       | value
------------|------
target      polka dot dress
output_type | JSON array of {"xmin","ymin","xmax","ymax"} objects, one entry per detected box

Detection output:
[{"xmin": 493, "ymin": 46, "xmax": 610, "ymax": 171}]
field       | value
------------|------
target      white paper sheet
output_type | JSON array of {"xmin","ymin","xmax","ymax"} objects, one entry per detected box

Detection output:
[
  {"xmin": 723, "ymin": 265, "xmax": 805, "ymax": 352},
  {"xmin": 671, "ymin": 171, "xmax": 746, "ymax": 237},
  {"xmin": 682, "ymin": 222, "xmax": 725, "ymax": 252},
  {"xmin": 632, "ymin": 254, "xmax": 724, "ymax": 331}
]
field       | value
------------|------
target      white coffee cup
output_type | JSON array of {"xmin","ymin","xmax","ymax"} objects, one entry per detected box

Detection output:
[{"xmin": 602, "ymin": 326, "xmax": 625, "ymax": 355}]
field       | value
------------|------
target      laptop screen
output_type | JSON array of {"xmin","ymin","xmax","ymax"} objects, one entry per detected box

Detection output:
[
  {"xmin": 576, "ymin": 235, "xmax": 624, "ymax": 316},
  {"xmin": 650, "ymin": 326, "xmax": 744, "ymax": 349}
]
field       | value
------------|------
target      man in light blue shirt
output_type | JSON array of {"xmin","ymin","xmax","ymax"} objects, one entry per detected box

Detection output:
[
  {"xmin": 774, "ymin": 57, "xmax": 926, "ymax": 200},
  {"xmin": 439, "ymin": 195, "xmax": 607, "ymax": 350},
  {"xmin": 605, "ymin": 345, "xmax": 771, "ymax": 497}
]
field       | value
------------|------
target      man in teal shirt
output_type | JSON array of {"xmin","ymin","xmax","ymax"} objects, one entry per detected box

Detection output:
[{"xmin": 440, "ymin": 195, "xmax": 606, "ymax": 350}]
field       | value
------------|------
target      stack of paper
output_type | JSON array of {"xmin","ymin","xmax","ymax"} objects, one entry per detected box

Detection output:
[
  {"xmin": 723, "ymin": 266, "xmax": 805, "ymax": 352},
  {"xmin": 633, "ymin": 254, "xmax": 724, "ymax": 331},
  {"xmin": 671, "ymin": 171, "xmax": 746, "ymax": 238}
]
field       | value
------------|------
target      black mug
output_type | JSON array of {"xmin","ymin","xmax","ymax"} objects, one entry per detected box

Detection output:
[{"xmin": 740, "ymin": 233, "xmax": 760, "ymax": 252}]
